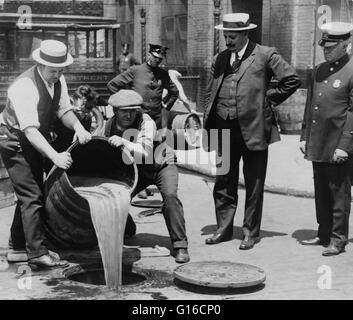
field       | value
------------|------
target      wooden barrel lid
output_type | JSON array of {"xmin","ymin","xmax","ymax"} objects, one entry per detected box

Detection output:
[
  {"xmin": 174, "ymin": 261, "xmax": 266, "ymax": 288},
  {"xmin": 131, "ymin": 199, "xmax": 163, "ymax": 208}
]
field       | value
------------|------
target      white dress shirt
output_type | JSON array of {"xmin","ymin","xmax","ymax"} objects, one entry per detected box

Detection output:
[
  {"xmin": 230, "ymin": 40, "xmax": 249, "ymax": 66},
  {"xmin": 6, "ymin": 68, "xmax": 73, "ymax": 131}
]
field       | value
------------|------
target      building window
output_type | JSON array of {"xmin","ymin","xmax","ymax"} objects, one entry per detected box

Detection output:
[
  {"xmin": 162, "ymin": 14, "xmax": 187, "ymax": 66},
  {"xmin": 117, "ymin": 0, "xmax": 134, "ymax": 54}
]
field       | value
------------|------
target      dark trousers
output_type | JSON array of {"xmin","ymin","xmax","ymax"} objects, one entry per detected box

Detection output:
[
  {"xmin": 0, "ymin": 127, "xmax": 48, "ymax": 259},
  {"xmin": 312, "ymin": 161, "xmax": 351, "ymax": 246},
  {"xmin": 213, "ymin": 115, "xmax": 268, "ymax": 238},
  {"xmin": 132, "ymin": 163, "xmax": 188, "ymax": 249}
]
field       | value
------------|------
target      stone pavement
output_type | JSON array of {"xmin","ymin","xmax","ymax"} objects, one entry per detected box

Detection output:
[
  {"xmin": 1, "ymin": 134, "xmax": 353, "ymax": 300},
  {"xmin": 176, "ymin": 134, "xmax": 315, "ymax": 198},
  {"xmin": 0, "ymin": 171, "xmax": 353, "ymax": 300}
]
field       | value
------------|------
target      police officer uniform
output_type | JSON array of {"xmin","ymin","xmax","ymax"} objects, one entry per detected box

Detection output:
[
  {"xmin": 108, "ymin": 44, "xmax": 179, "ymax": 129},
  {"xmin": 301, "ymin": 22, "xmax": 353, "ymax": 255},
  {"xmin": 116, "ymin": 43, "xmax": 140, "ymax": 74}
]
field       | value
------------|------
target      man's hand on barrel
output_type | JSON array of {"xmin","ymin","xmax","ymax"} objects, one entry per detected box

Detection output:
[
  {"xmin": 72, "ymin": 128, "xmax": 92, "ymax": 145},
  {"xmin": 53, "ymin": 151, "xmax": 73, "ymax": 170},
  {"xmin": 108, "ymin": 135, "xmax": 125, "ymax": 148}
]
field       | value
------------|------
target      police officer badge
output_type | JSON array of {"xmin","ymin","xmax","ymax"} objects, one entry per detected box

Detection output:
[{"xmin": 333, "ymin": 80, "xmax": 341, "ymax": 88}]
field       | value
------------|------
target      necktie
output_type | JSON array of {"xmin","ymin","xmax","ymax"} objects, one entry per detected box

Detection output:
[{"xmin": 231, "ymin": 52, "xmax": 241, "ymax": 73}]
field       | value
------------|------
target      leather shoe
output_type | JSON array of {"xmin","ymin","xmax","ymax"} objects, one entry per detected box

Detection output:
[
  {"xmin": 28, "ymin": 253, "xmax": 69, "ymax": 269},
  {"xmin": 205, "ymin": 233, "xmax": 232, "ymax": 245},
  {"xmin": 322, "ymin": 242, "xmax": 345, "ymax": 256},
  {"xmin": 175, "ymin": 248, "xmax": 190, "ymax": 264},
  {"xmin": 301, "ymin": 237, "xmax": 329, "ymax": 246},
  {"xmin": 239, "ymin": 236, "xmax": 260, "ymax": 250},
  {"xmin": 7, "ymin": 249, "xmax": 28, "ymax": 263}
]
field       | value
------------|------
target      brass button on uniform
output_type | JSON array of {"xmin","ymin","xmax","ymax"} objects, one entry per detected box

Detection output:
[
  {"xmin": 314, "ymin": 106, "xmax": 319, "ymax": 110},
  {"xmin": 330, "ymin": 67, "xmax": 334, "ymax": 71},
  {"xmin": 312, "ymin": 120, "xmax": 316, "ymax": 124}
]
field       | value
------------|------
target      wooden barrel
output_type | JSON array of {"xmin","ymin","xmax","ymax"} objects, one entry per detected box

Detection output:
[
  {"xmin": 0, "ymin": 154, "xmax": 15, "ymax": 209},
  {"xmin": 43, "ymin": 136, "xmax": 137, "ymax": 249},
  {"xmin": 167, "ymin": 110, "xmax": 202, "ymax": 150}
]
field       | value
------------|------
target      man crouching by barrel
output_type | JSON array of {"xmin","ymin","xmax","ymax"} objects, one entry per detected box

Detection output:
[
  {"xmin": 0, "ymin": 40, "xmax": 92, "ymax": 268},
  {"xmin": 100, "ymin": 89, "xmax": 190, "ymax": 263}
]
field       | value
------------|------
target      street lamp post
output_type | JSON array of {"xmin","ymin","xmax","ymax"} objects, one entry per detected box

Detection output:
[
  {"xmin": 213, "ymin": 0, "xmax": 221, "ymax": 56},
  {"xmin": 140, "ymin": 8, "xmax": 146, "ymax": 62}
]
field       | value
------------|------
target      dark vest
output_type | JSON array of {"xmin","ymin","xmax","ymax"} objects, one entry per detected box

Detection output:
[
  {"xmin": 216, "ymin": 62, "xmax": 238, "ymax": 119},
  {"xmin": 3, "ymin": 66, "xmax": 61, "ymax": 141},
  {"xmin": 216, "ymin": 42, "xmax": 257, "ymax": 121}
]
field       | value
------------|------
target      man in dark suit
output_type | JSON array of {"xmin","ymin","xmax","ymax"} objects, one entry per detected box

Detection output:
[
  {"xmin": 203, "ymin": 13, "xmax": 301, "ymax": 250},
  {"xmin": 300, "ymin": 22, "xmax": 353, "ymax": 256}
]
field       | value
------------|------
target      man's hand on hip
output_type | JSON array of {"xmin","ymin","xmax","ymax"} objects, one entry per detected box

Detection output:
[{"xmin": 333, "ymin": 148, "xmax": 349, "ymax": 164}]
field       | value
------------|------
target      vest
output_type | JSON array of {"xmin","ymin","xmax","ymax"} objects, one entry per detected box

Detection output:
[
  {"xmin": 3, "ymin": 66, "xmax": 61, "ymax": 141},
  {"xmin": 216, "ymin": 58, "xmax": 238, "ymax": 120}
]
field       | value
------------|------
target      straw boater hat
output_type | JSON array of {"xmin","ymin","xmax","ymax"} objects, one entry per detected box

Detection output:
[
  {"xmin": 318, "ymin": 22, "xmax": 353, "ymax": 47},
  {"xmin": 32, "ymin": 39, "xmax": 73, "ymax": 67},
  {"xmin": 215, "ymin": 13, "xmax": 257, "ymax": 31}
]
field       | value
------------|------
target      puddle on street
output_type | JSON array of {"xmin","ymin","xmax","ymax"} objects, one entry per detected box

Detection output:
[{"xmin": 67, "ymin": 269, "xmax": 146, "ymax": 286}]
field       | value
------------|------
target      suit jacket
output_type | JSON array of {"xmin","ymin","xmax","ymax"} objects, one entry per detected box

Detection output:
[
  {"xmin": 300, "ymin": 54, "xmax": 353, "ymax": 162},
  {"xmin": 203, "ymin": 42, "xmax": 301, "ymax": 151}
]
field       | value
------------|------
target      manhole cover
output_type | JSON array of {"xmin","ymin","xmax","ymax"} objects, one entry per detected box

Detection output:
[
  {"xmin": 174, "ymin": 261, "xmax": 266, "ymax": 288},
  {"xmin": 131, "ymin": 200, "xmax": 163, "ymax": 208}
]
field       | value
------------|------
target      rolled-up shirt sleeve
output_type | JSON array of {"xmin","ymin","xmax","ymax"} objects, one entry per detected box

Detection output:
[
  {"xmin": 136, "ymin": 114, "xmax": 156, "ymax": 157},
  {"xmin": 56, "ymin": 75, "xmax": 74, "ymax": 119},
  {"xmin": 7, "ymin": 78, "xmax": 40, "ymax": 131}
]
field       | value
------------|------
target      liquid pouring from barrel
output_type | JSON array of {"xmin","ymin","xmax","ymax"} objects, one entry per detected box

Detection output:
[{"xmin": 44, "ymin": 137, "xmax": 137, "ymax": 289}]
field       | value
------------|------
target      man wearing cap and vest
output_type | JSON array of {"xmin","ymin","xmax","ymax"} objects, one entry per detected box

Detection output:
[
  {"xmin": 100, "ymin": 89, "xmax": 190, "ymax": 263},
  {"xmin": 0, "ymin": 40, "xmax": 92, "ymax": 268},
  {"xmin": 116, "ymin": 43, "xmax": 140, "ymax": 74},
  {"xmin": 108, "ymin": 43, "xmax": 179, "ymax": 200},
  {"xmin": 203, "ymin": 13, "xmax": 301, "ymax": 250},
  {"xmin": 107, "ymin": 43, "xmax": 179, "ymax": 130},
  {"xmin": 300, "ymin": 22, "xmax": 353, "ymax": 256}
]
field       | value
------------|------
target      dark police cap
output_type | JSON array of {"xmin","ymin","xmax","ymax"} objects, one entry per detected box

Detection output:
[
  {"xmin": 149, "ymin": 43, "xmax": 169, "ymax": 58},
  {"xmin": 108, "ymin": 90, "xmax": 142, "ymax": 109},
  {"xmin": 319, "ymin": 22, "xmax": 353, "ymax": 47}
]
